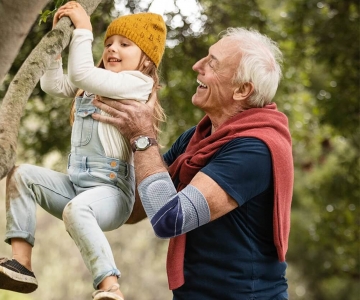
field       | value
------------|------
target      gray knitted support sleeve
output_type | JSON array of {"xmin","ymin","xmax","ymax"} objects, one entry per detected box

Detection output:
[{"xmin": 138, "ymin": 172, "xmax": 211, "ymax": 237}]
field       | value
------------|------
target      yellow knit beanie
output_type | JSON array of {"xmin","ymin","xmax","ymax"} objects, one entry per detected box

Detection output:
[{"xmin": 104, "ymin": 12, "xmax": 167, "ymax": 67}]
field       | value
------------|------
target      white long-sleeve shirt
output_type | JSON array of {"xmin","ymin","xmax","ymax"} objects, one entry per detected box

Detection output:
[{"xmin": 40, "ymin": 29, "xmax": 154, "ymax": 163}]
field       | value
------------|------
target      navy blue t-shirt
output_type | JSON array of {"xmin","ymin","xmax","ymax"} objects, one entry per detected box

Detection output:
[{"xmin": 164, "ymin": 127, "xmax": 288, "ymax": 300}]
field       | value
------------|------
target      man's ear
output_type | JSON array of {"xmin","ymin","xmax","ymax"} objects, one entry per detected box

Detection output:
[{"xmin": 233, "ymin": 82, "xmax": 254, "ymax": 101}]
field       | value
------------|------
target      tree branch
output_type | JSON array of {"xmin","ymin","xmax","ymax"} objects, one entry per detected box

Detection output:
[{"xmin": 0, "ymin": 0, "xmax": 102, "ymax": 180}]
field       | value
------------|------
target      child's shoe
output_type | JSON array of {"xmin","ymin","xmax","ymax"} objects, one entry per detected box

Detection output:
[{"xmin": 0, "ymin": 257, "xmax": 38, "ymax": 293}]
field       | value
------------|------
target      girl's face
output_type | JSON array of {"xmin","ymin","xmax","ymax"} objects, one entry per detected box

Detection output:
[{"xmin": 102, "ymin": 35, "xmax": 143, "ymax": 72}]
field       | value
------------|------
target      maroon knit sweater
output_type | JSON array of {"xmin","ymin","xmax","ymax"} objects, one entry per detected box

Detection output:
[{"xmin": 166, "ymin": 103, "xmax": 294, "ymax": 290}]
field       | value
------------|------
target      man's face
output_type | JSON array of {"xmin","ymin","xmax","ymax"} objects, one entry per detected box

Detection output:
[{"xmin": 192, "ymin": 37, "xmax": 241, "ymax": 115}]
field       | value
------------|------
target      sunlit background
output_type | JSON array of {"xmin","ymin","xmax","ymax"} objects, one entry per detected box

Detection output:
[{"xmin": 0, "ymin": 0, "xmax": 358, "ymax": 299}]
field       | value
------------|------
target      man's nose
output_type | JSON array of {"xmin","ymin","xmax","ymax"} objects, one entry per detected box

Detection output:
[{"xmin": 193, "ymin": 57, "xmax": 205, "ymax": 72}]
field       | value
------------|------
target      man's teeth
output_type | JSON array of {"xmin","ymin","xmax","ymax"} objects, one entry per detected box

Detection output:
[{"xmin": 197, "ymin": 79, "xmax": 207, "ymax": 88}]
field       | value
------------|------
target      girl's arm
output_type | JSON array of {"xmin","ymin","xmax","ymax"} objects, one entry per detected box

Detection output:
[
  {"xmin": 40, "ymin": 58, "xmax": 78, "ymax": 98},
  {"xmin": 39, "ymin": 2, "xmax": 83, "ymax": 98},
  {"xmin": 56, "ymin": 3, "xmax": 153, "ymax": 101}
]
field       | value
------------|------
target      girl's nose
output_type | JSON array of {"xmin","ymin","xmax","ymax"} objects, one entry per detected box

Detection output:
[{"xmin": 107, "ymin": 44, "xmax": 116, "ymax": 52}]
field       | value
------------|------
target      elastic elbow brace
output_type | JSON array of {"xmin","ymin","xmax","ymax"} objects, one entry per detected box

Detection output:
[{"xmin": 138, "ymin": 172, "xmax": 210, "ymax": 238}]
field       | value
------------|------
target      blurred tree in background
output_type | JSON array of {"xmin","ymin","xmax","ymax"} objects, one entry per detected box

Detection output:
[{"xmin": 0, "ymin": 0, "xmax": 358, "ymax": 299}]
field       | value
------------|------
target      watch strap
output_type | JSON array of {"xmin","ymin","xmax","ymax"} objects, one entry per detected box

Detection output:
[{"xmin": 131, "ymin": 136, "xmax": 158, "ymax": 152}]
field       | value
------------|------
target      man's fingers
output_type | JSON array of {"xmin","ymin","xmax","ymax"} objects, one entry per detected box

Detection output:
[
  {"xmin": 92, "ymin": 97, "xmax": 105, "ymax": 110},
  {"xmin": 98, "ymin": 96, "xmax": 139, "ymax": 108},
  {"xmin": 92, "ymin": 112, "xmax": 117, "ymax": 127},
  {"xmin": 94, "ymin": 96, "xmax": 143, "ymax": 117},
  {"xmin": 93, "ymin": 97, "xmax": 121, "ymax": 116},
  {"xmin": 146, "ymin": 91, "xmax": 157, "ymax": 110}
]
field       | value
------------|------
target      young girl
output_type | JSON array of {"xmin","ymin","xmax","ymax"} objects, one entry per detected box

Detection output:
[{"xmin": 0, "ymin": 2, "xmax": 166, "ymax": 300}]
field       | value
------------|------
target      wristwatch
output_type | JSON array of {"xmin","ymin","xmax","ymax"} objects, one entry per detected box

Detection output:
[{"xmin": 131, "ymin": 136, "xmax": 158, "ymax": 152}]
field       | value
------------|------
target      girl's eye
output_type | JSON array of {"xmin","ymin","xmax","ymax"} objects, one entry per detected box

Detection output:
[
  {"xmin": 121, "ymin": 43, "xmax": 129, "ymax": 47},
  {"xmin": 105, "ymin": 43, "xmax": 112, "ymax": 48}
]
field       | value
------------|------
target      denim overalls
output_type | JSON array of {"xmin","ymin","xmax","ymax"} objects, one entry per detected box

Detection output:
[
  {"xmin": 68, "ymin": 94, "xmax": 135, "ymax": 197},
  {"xmin": 5, "ymin": 94, "xmax": 135, "ymax": 288}
]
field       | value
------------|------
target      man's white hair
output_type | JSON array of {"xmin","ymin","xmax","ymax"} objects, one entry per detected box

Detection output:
[{"xmin": 220, "ymin": 27, "xmax": 283, "ymax": 107}]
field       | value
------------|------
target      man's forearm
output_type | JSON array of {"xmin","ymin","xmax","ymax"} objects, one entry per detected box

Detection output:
[
  {"xmin": 127, "ymin": 143, "xmax": 167, "ymax": 224},
  {"xmin": 133, "ymin": 143, "xmax": 168, "ymax": 184}
]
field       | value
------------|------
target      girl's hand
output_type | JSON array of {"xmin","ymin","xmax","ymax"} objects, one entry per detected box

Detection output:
[{"xmin": 53, "ymin": 1, "xmax": 92, "ymax": 31}]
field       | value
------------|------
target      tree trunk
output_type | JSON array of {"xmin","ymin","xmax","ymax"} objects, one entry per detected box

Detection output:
[
  {"xmin": 0, "ymin": 0, "xmax": 102, "ymax": 180},
  {"xmin": 0, "ymin": 0, "xmax": 51, "ymax": 84}
]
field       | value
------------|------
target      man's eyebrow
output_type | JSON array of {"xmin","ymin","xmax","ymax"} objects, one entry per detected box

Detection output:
[{"xmin": 210, "ymin": 54, "xmax": 219, "ymax": 61}]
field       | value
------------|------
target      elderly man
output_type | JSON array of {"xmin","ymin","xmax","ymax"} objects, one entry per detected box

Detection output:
[{"xmin": 93, "ymin": 27, "xmax": 293, "ymax": 300}]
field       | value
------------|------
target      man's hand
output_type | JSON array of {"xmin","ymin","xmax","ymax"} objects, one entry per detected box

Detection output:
[{"xmin": 92, "ymin": 92, "xmax": 158, "ymax": 143}]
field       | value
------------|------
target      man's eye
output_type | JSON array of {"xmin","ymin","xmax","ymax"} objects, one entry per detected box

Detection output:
[{"xmin": 208, "ymin": 59, "xmax": 214, "ymax": 68}]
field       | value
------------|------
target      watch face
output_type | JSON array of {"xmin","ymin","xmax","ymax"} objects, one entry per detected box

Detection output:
[{"xmin": 136, "ymin": 136, "xmax": 149, "ymax": 149}]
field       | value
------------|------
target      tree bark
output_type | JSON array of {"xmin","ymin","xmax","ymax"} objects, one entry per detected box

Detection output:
[
  {"xmin": 0, "ymin": 0, "xmax": 102, "ymax": 180},
  {"xmin": 0, "ymin": 0, "xmax": 51, "ymax": 85}
]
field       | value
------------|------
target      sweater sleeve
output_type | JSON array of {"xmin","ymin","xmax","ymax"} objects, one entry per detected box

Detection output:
[
  {"xmin": 40, "ymin": 58, "xmax": 78, "ymax": 98},
  {"xmin": 68, "ymin": 29, "xmax": 153, "ymax": 102}
]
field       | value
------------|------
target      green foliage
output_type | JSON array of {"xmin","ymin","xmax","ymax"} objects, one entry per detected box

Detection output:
[
  {"xmin": 284, "ymin": 0, "xmax": 359, "ymax": 143},
  {"xmin": 0, "ymin": 0, "xmax": 358, "ymax": 299},
  {"xmin": 38, "ymin": 0, "xmax": 66, "ymax": 25},
  {"xmin": 276, "ymin": 1, "xmax": 360, "ymax": 299}
]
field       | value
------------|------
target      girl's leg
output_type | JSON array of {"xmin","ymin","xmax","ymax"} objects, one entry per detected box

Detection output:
[
  {"xmin": 11, "ymin": 238, "xmax": 33, "ymax": 271},
  {"xmin": 62, "ymin": 185, "xmax": 132, "ymax": 295},
  {"xmin": 94, "ymin": 278, "xmax": 124, "ymax": 300},
  {"xmin": 4, "ymin": 164, "xmax": 75, "ymax": 271}
]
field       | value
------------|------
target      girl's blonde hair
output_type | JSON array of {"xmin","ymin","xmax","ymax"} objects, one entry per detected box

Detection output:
[{"xmin": 69, "ymin": 52, "xmax": 166, "ymax": 139}]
